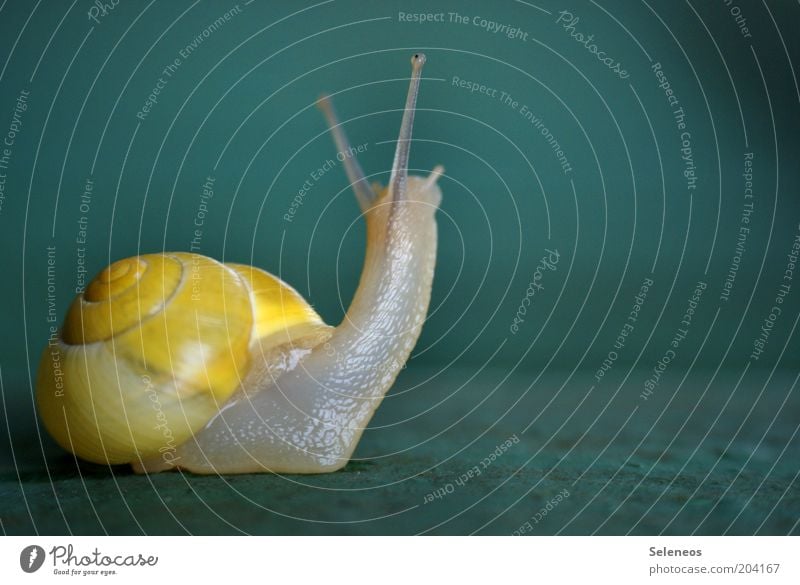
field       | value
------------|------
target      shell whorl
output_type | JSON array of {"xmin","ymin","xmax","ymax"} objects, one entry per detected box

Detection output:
[{"xmin": 62, "ymin": 254, "xmax": 182, "ymax": 344}]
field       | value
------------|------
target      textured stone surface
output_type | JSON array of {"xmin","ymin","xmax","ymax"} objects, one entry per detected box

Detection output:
[{"xmin": 1, "ymin": 366, "xmax": 797, "ymax": 535}]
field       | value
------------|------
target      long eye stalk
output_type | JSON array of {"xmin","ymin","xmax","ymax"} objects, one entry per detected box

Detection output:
[
  {"xmin": 388, "ymin": 53, "xmax": 426, "ymax": 202},
  {"xmin": 316, "ymin": 94, "xmax": 377, "ymax": 211}
]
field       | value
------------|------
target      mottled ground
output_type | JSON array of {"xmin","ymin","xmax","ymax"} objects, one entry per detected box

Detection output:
[{"xmin": 1, "ymin": 366, "xmax": 797, "ymax": 535}]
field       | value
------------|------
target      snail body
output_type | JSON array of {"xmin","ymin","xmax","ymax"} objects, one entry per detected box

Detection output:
[{"xmin": 36, "ymin": 54, "xmax": 443, "ymax": 474}]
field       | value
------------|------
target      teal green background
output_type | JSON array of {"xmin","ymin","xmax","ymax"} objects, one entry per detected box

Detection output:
[{"xmin": 0, "ymin": 0, "xmax": 798, "ymax": 535}]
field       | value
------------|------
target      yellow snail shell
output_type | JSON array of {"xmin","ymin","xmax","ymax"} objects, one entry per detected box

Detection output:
[
  {"xmin": 36, "ymin": 53, "xmax": 442, "ymax": 474},
  {"xmin": 37, "ymin": 253, "xmax": 332, "ymax": 465}
]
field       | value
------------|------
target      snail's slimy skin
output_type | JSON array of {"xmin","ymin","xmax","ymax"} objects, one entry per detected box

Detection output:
[
  {"xmin": 131, "ymin": 53, "xmax": 442, "ymax": 474},
  {"xmin": 152, "ymin": 176, "xmax": 441, "ymax": 474}
]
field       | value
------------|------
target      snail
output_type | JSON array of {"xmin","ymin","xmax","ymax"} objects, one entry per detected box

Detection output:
[{"xmin": 36, "ymin": 53, "xmax": 444, "ymax": 474}]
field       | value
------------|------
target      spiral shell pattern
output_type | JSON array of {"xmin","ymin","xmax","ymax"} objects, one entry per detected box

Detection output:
[{"xmin": 36, "ymin": 253, "xmax": 331, "ymax": 465}]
